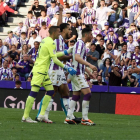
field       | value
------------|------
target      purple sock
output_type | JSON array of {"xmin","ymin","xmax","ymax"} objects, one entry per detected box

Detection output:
[
  {"xmin": 29, "ymin": 91, "xmax": 38, "ymax": 98},
  {"xmin": 46, "ymin": 90, "xmax": 54, "ymax": 96},
  {"xmin": 83, "ymin": 93, "xmax": 92, "ymax": 101},
  {"xmin": 72, "ymin": 95, "xmax": 80, "ymax": 101}
]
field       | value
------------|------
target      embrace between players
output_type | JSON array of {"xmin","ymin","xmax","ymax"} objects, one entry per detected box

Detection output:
[{"xmin": 22, "ymin": 23, "xmax": 97, "ymax": 126}]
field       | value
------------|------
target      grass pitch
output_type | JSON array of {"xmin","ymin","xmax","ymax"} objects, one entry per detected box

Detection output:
[{"xmin": 0, "ymin": 108, "xmax": 140, "ymax": 140}]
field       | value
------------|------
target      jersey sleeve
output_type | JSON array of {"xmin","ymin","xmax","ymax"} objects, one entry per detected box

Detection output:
[{"xmin": 75, "ymin": 41, "xmax": 83, "ymax": 54}]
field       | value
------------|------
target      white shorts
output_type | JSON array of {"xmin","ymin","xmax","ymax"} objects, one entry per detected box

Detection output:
[
  {"xmin": 70, "ymin": 74, "xmax": 89, "ymax": 91},
  {"xmin": 48, "ymin": 70, "xmax": 67, "ymax": 86}
]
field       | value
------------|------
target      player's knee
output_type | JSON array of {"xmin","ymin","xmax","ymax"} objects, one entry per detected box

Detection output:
[
  {"xmin": 83, "ymin": 93, "xmax": 92, "ymax": 101},
  {"xmin": 72, "ymin": 95, "xmax": 81, "ymax": 101},
  {"xmin": 46, "ymin": 90, "xmax": 54, "ymax": 97}
]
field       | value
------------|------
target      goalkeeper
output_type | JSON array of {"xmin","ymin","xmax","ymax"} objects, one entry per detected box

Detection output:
[{"xmin": 22, "ymin": 26, "xmax": 76, "ymax": 123}]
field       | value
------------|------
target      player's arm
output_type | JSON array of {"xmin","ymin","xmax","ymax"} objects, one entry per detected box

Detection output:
[{"xmin": 75, "ymin": 54, "xmax": 97, "ymax": 71}]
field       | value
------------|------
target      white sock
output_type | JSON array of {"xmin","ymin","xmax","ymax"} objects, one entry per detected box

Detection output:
[
  {"xmin": 66, "ymin": 100, "xmax": 76, "ymax": 120},
  {"xmin": 82, "ymin": 100, "xmax": 89, "ymax": 120},
  {"xmin": 62, "ymin": 98, "xmax": 69, "ymax": 112},
  {"xmin": 45, "ymin": 99, "xmax": 53, "ymax": 120}
]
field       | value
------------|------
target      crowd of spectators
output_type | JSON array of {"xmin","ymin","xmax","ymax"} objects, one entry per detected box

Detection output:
[{"xmin": 1, "ymin": 0, "xmax": 140, "ymax": 88}]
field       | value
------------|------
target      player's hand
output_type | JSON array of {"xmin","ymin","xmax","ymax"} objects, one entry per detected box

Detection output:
[
  {"xmin": 89, "ymin": 64, "xmax": 97, "ymax": 71},
  {"xmin": 64, "ymin": 65, "xmax": 77, "ymax": 76}
]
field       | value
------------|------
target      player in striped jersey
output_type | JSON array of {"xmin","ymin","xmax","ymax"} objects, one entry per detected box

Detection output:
[{"xmin": 65, "ymin": 28, "xmax": 97, "ymax": 125}]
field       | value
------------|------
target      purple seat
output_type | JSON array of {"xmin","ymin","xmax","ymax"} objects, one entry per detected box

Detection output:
[{"xmin": 21, "ymin": 77, "xmax": 25, "ymax": 81}]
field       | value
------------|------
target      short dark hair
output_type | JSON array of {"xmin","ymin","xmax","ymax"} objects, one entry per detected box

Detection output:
[
  {"xmin": 15, "ymin": 80, "xmax": 22, "ymax": 85},
  {"xmin": 41, "ymin": 22, "xmax": 46, "ymax": 26},
  {"xmin": 28, "ymin": 11, "xmax": 33, "ymax": 14},
  {"xmin": 34, "ymin": 41, "xmax": 39, "ymax": 45},
  {"xmin": 9, "ymin": 54, "xmax": 15, "ymax": 60},
  {"xmin": 135, "ymin": 46, "xmax": 140, "ymax": 49},
  {"xmin": 91, "ymin": 43, "xmax": 96, "ymax": 46},
  {"xmin": 11, "ymin": 67, "xmax": 17, "ymax": 70},
  {"xmin": 128, "ymin": 35, "xmax": 133, "ymax": 38},
  {"xmin": 107, "ymin": 42, "xmax": 113, "ymax": 47},
  {"xmin": 49, "ymin": 26, "xmax": 59, "ymax": 35},
  {"xmin": 60, "ymin": 23, "xmax": 69, "ymax": 32},
  {"xmin": 96, "ymin": 34, "xmax": 103, "ymax": 38},
  {"xmin": 122, "ymin": 42, "xmax": 127, "ymax": 47},
  {"xmin": 15, "ymin": 74, "xmax": 19, "ymax": 78},
  {"xmin": 82, "ymin": 28, "xmax": 92, "ymax": 37}
]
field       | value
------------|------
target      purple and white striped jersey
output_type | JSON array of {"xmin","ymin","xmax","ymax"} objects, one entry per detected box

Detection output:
[
  {"xmin": 0, "ymin": 67, "xmax": 13, "ymax": 80},
  {"xmin": 72, "ymin": 39, "xmax": 86, "ymax": 75},
  {"xmin": 62, "ymin": 16, "xmax": 76, "ymax": 23},
  {"xmin": 131, "ymin": 53, "xmax": 140, "ymax": 64},
  {"xmin": 128, "ymin": 0, "xmax": 140, "ymax": 13},
  {"xmin": 127, "ymin": 41, "xmax": 139, "ymax": 52},
  {"xmin": 12, "ymin": 26, "xmax": 27, "ymax": 36},
  {"xmin": 82, "ymin": 7, "xmax": 95, "ymax": 24},
  {"xmin": 37, "ymin": 17, "xmax": 50, "ymax": 27},
  {"xmin": 18, "ymin": 37, "xmax": 29, "ymax": 48},
  {"xmin": 25, "ymin": 17, "xmax": 37, "ymax": 28},
  {"xmin": 4, "ymin": 36, "xmax": 18, "ymax": 45},
  {"xmin": 92, "ymin": 28, "xmax": 101, "ymax": 37},
  {"xmin": 49, "ymin": 35, "xmax": 65, "ymax": 71},
  {"xmin": 107, "ymin": 33, "xmax": 118, "ymax": 43},
  {"xmin": 47, "ymin": 6, "xmax": 59, "ymax": 17},
  {"xmin": 69, "ymin": 0, "xmax": 79, "ymax": 13}
]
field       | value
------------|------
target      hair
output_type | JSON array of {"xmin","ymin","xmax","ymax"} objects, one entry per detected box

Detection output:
[
  {"xmin": 82, "ymin": 28, "xmax": 92, "ymax": 37},
  {"xmin": 28, "ymin": 11, "xmax": 33, "ymax": 14},
  {"xmin": 67, "ymin": 20, "xmax": 72, "ymax": 24},
  {"xmin": 11, "ymin": 44, "xmax": 16, "ymax": 48},
  {"xmin": 97, "ymin": 74, "xmax": 102, "ymax": 78},
  {"xmin": 103, "ymin": 58, "xmax": 112, "ymax": 66},
  {"xmin": 34, "ymin": 41, "xmax": 39, "ymax": 45},
  {"xmin": 128, "ymin": 35, "xmax": 133, "ymax": 38},
  {"xmin": 22, "ymin": 44, "xmax": 29, "ymax": 53},
  {"xmin": 135, "ymin": 46, "xmax": 140, "ymax": 49},
  {"xmin": 15, "ymin": 74, "xmax": 19, "ymax": 78},
  {"xmin": 91, "ymin": 43, "xmax": 96, "ymax": 46},
  {"xmin": 107, "ymin": 42, "xmax": 113, "ymax": 47},
  {"xmin": 60, "ymin": 23, "xmax": 69, "ymax": 32},
  {"xmin": 122, "ymin": 42, "xmax": 127, "ymax": 46},
  {"xmin": 88, "ymin": 0, "xmax": 92, "ymax": 2},
  {"xmin": 9, "ymin": 54, "xmax": 15, "ymax": 60},
  {"xmin": 41, "ymin": 21, "xmax": 46, "ymax": 26},
  {"xmin": 96, "ymin": 34, "xmax": 103, "ymax": 38},
  {"xmin": 49, "ymin": 26, "xmax": 59, "ymax": 35},
  {"xmin": 15, "ymin": 80, "xmax": 22, "ymax": 85},
  {"xmin": 11, "ymin": 67, "xmax": 17, "ymax": 70}
]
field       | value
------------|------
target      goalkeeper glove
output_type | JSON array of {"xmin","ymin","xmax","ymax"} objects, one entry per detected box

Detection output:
[{"xmin": 64, "ymin": 65, "xmax": 77, "ymax": 76}]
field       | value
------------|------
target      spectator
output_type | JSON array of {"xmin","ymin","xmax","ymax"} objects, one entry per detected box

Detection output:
[
  {"xmin": 14, "ymin": 80, "xmax": 23, "ymax": 89},
  {"xmin": 12, "ymin": 21, "xmax": 27, "ymax": 37},
  {"xmin": 108, "ymin": 1, "xmax": 123, "ymax": 28},
  {"xmin": 131, "ymin": 46, "xmax": 140, "ymax": 65},
  {"xmin": 4, "ymin": 31, "xmax": 18, "ymax": 49},
  {"xmin": 27, "ymin": 24, "xmax": 39, "ymax": 39},
  {"xmin": 87, "ymin": 43, "xmax": 99, "ymax": 67},
  {"xmin": 101, "ymin": 42, "xmax": 118, "ymax": 64},
  {"xmin": 109, "ymin": 65, "xmax": 122, "ymax": 86},
  {"xmin": 106, "ymin": 28, "xmax": 118, "ymax": 49},
  {"xmin": 90, "ymin": 69, "xmax": 98, "ymax": 83},
  {"xmin": 62, "ymin": 10, "xmax": 76, "ymax": 24},
  {"xmin": 116, "ymin": 43, "xmax": 131, "ymax": 65},
  {"xmin": 7, "ymin": 44, "xmax": 18, "ymax": 61},
  {"xmin": 92, "ymin": 22, "xmax": 101, "ymax": 38},
  {"xmin": 81, "ymin": 0, "xmax": 95, "ymax": 26},
  {"xmin": 96, "ymin": 0, "xmax": 115, "ymax": 30},
  {"xmin": 101, "ymin": 22, "xmax": 109, "ymax": 38},
  {"xmin": 99, "ymin": 58, "xmax": 112, "ymax": 82},
  {"xmin": 0, "ymin": 54, "xmax": 4, "ymax": 67},
  {"xmin": 127, "ymin": 35, "xmax": 139, "ymax": 53},
  {"xmin": 92, "ymin": 75, "xmax": 107, "ymax": 85},
  {"xmin": 116, "ymin": 0, "xmax": 128, "ymax": 18},
  {"xmin": 37, "ymin": 10, "xmax": 50, "ymax": 28},
  {"xmin": 50, "ymin": 11, "xmax": 60, "ymax": 26},
  {"xmin": 16, "ymin": 54, "xmax": 32, "ymax": 80},
  {"xmin": 6, "ymin": 0, "xmax": 18, "ymax": 11},
  {"xmin": 0, "ymin": 0, "xmax": 18, "ymax": 26},
  {"xmin": 18, "ymin": 44, "xmax": 29, "ymax": 60},
  {"xmin": 7, "ymin": 54, "xmax": 17, "ymax": 68},
  {"xmin": 0, "ymin": 39, "xmax": 7, "ymax": 58},
  {"xmin": 47, "ymin": 0, "xmax": 59, "ymax": 19},
  {"xmin": 0, "ymin": 60, "xmax": 13, "ymax": 81},
  {"xmin": 28, "ymin": 31, "xmax": 41, "ymax": 49},
  {"xmin": 128, "ymin": 0, "xmax": 140, "ymax": 25},
  {"xmin": 116, "ymin": 34, "xmax": 125, "ymax": 51},
  {"xmin": 28, "ymin": 41, "xmax": 39, "ymax": 62},
  {"xmin": 14, "ymin": 74, "xmax": 20, "ymax": 81},
  {"xmin": 18, "ymin": 32, "xmax": 29, "ymax": 49},
  {"xmin": 25, "ymin": 11, "xmax": 37, "ymax": 29},
  {"xmin": 62, "ymin": 2, "xmax": 70, "ymax": 17},
  {"xmin": 27, "ymin": 76, "xmax": 32, "ymax": 82},
  {"xmin": 39, "ymin": 22, "xmax": 49, "ymax": 39},
  {"xmin": 29, "ymin": 0, "xmax": 46, "ymax": 18}
]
